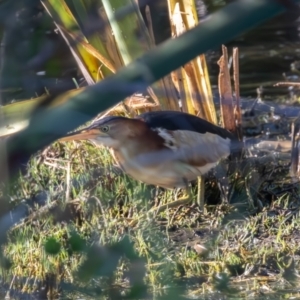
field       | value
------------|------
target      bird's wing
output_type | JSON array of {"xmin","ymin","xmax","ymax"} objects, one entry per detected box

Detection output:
[
  {"xmin": 133, "ymin": 129, "xmax": 231, "ymax": 172},
  {"xmin": 130, "ymin": 111, "xmax": 232, "ymax": 177},
  {"xmin": 138, "ymin": 110, "xmax": 232, "ymax": 166},
  {"xmin": 169, "ymin": 129, "xmax": 231, "ymax": 165},
  {"xmin": 137, "ymin": 110, "xmax": 234, "ymax": 140}
]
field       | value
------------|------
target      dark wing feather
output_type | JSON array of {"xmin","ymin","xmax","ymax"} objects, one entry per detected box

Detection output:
[{"xmin": 137, "ymin": 111, "xmax": 234, "ymax": 140}]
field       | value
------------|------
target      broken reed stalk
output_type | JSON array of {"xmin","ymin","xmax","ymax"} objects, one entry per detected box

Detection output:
[
  {"xmin": 218, "ymin": 45, "xmax": 244, "ymax": 142},
  {"xmin": 218, "ymin": 45, "xmax": 236, "ymax": 133},
  {"xmin": 233, "ymin": 47, "xmax": 243, "ymax": 141}
]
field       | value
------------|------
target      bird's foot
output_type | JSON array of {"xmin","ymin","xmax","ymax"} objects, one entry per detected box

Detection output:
[
  {"xmin": 152, "ymin": 196, "xmax": 192, "ymax": 213},
  {"xmin": 151, "ymin": 186, "xmax": 192, "ymax": 214},
  {"xmin": 215, "ymin": 163, "xmax": 230, "ymax": 204}
]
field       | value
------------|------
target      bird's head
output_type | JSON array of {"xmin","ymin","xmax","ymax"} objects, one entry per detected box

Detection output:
[{"xmin": 59, "ymin": 116, "xmax": 143, "ymax": 148}]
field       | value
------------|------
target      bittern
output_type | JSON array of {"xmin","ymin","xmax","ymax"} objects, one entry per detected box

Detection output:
[{"xmin": 60, "ymin": 110, "xmax": 235, "ymax": 209}]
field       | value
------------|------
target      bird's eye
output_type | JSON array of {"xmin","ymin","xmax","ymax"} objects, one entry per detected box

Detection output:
[{"xmin": 101, "ymin": 125, "xmax": 109, "ymax": 133}]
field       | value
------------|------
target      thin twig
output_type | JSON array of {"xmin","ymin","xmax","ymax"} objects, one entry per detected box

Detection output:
[
  {"xmin": 145, "ymin": 5, "xmax": 155, "ymax": 45},
  {"xmin": 65, "ymin": 161, "xmax": 71, "ymax": 202},
  {"xmin": 274, "ymin": 82, "xmax": 300, "ymax": 87}
]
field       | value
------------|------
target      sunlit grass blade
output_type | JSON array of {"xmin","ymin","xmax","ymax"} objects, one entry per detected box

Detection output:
[{"xmin": 43, "ymin": 0, "xmax": 115, "ymax": 83}]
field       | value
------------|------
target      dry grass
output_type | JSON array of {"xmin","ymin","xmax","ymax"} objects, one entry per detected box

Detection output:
[{"xmin": 1, "ymin": 139, "xmax": 300, "ymax": 299}]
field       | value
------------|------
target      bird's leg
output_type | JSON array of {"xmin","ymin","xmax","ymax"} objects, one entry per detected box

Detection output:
[
  {"xmin": 197, "ymin": 176, "xmax": 205, "ymax": 211},
  {"xmin": 151, "ymin": 178, "xmax": 192, "ymax": 213},
  {"xmin": 174, "ymin": 179, "xmax": 192, "ymax": 203},
  {"xmin": 154, "ymin": 186, "xmax": 160, "ymax": 206},
  {"xmin": 215, "ymin": 163, "xmax": 229, "ymax": 204}
]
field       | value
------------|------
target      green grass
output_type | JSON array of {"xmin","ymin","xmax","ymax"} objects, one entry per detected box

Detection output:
[{"xmin": 1, "ymin": 140, "xmax": 300, "ymax": 299}]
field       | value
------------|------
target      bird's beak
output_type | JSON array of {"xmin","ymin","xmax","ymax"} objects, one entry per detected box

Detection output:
[{"xmin": 59, "ymin": 128, "xmax": 102, "ymax": 142}]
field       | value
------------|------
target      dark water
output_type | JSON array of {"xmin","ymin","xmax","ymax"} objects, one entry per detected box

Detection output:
[
  {"xmin": 142, "ymin": 0, "xmax": 300, "ymax": 99},
  {"xmin": 206, "ymin": 1, "xmax": 300, "ymax": 98},
  {"xmin": 206, "ymin": 1, "xmax": 300, "ymax": 100}
]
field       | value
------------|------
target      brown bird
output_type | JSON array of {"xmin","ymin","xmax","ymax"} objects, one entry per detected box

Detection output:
[{"xmin": 60, "ymin": 110, "xmax": 235, "ymax": 209}]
